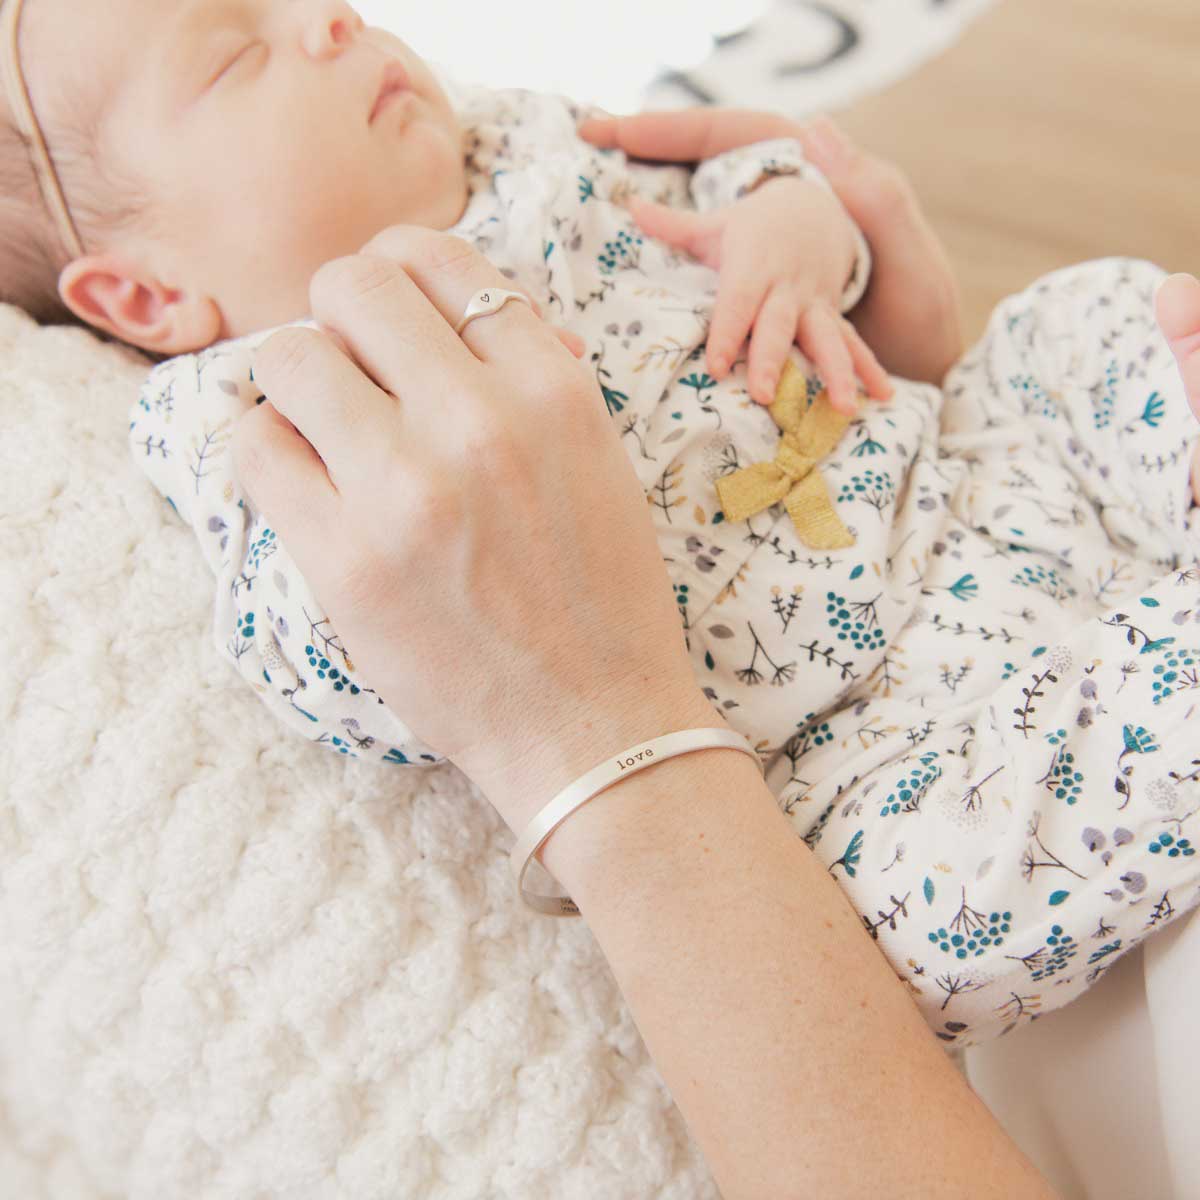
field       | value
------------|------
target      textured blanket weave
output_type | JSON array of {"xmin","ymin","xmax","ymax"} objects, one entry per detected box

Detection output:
[{"xmin": 0, "ymin": 303, "xmax": 716, "ymax": 1199}]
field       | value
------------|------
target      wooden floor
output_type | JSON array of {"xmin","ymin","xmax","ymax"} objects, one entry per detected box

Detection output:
[{"xmin": 835, "ymin": 0, "xmax": 1200, "ymax": 342}]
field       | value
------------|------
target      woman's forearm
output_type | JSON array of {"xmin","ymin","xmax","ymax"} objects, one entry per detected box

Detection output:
[{"xmin": 533, "ymin": 698, "xmax": 1059, "ymax": 1199}]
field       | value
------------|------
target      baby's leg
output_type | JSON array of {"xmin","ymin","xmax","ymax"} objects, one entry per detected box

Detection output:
[
  {"xmin": 939, "ymin": 257, "xmax": 1199, "ymax": 581},
  {"xmin": 765, "ymin": 561, "xmax": 1200, "ymax": 1049}
]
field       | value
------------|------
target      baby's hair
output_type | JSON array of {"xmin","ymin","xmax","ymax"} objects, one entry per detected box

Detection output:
[{"xmin": 1, "ymin": 74, "xmax": 150, "ymax": 331}]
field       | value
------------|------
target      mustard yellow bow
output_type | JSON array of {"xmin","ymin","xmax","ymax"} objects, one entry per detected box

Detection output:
[{"xmin": 714, "ymin": 358, "xmax": 858, "ymax": 551}]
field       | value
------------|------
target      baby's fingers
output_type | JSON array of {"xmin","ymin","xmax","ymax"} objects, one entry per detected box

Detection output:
[
  {"xmin": 746, "ymin": 286, "xmax": 802, "ymax": 405},
  {"xmin": 839, "ymin": 317, "xmax": 894, "ymax": 402},
  {"xmin": 796, "ymin": 303, "xmax": 859, "ymax": 416},
  {"xmin": 707, "ymin": 270, "xmax": 766, "ymax": 381}
]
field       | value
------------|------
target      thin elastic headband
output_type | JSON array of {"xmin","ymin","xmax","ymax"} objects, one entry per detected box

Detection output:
[{"xmin": 0, "ymin": 0, "xmax": 86, "ymax": 261}]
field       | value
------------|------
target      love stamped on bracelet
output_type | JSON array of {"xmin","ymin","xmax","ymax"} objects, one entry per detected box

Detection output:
[{"xmin": 509, "ymin": 726, "xmax": 763, "ymax": 917}]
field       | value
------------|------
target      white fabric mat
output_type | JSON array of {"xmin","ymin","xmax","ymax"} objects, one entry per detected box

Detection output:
[{"xmin": 0, "ymin": 305, "xmax": 700, "ymax": 1198}]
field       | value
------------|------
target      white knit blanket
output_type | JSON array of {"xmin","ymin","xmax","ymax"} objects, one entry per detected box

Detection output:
[{"xmin": 0, "ymin": 303, "xmax": 715, "ymax": 1198}]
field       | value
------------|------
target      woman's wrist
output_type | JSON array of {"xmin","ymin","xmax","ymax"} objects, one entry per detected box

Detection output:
[
  {"xmin": 534, "ymin": 708, "xmax": 766, "ymax": 908},
  {"xmin": 463, "ymin": 686, "xmax": 730, "ymax": 841}
]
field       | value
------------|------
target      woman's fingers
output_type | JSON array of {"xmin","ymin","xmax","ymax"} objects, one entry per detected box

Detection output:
[
  {"xmin": 796, "ymin": 116, "xmax": 904, "ymax": 231},
  {"xmin": 340, "ymin": 246, "xmax": 578, "ymax": 357},
  {"xmin": 796, "ymin": 117, "xmax": 942, "ymax": 295},
  {"xmin": 292, "ymin": 233, "xmax": 588, "ymax": 458},
  {"xmin": 237, "ymin": 328, "xmax": 375, "ymax": 523},
  {"xmin": 304, "ymin": 250, "xmax": 482, "ymax": 404},
  {"xmin": 745, "ymin": 286, "xmax": 801, "ymax": 406},
  {"xmin": 581, "ymin": 107, "xmax": 964, "ymax": 386},
  {"xmin": 579, "ymin": 107, "xmax": 796, "ymax": 161},
  {"xmin": 230, "ymin": 405, "xmax": 335, "ymax": 568},
  {"xmin": 797, "ymin": 116, "xmax": 965, "ymax": 385},
  {"xmin": 796, "ymin": 303, "xmax": 859, "ymax": 416},
  {"xmin": 249, "ymin": 231, "xmax": 584, "ymax": 510},
  {"xmin": 353, "ymin": 226, "xmax": 554, "ymax": 371}
]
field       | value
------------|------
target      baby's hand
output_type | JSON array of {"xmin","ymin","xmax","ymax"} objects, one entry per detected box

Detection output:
[
  {"xmin": 619, "ymin": 176, "xmax": 892, "ymax": 414},
  {"xmin": 1154, "ymin": 272, "xmax": 1200, "ymax": 505}
]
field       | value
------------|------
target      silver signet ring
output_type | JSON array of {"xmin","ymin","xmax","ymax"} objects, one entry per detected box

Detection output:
[{"xmin": 454, "ymin": 287, "xmax": 533, "ymax": 336}]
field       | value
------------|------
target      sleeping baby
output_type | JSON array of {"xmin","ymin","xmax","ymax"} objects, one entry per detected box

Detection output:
[{"xmin": 5, "ymin": 0, "xmax": 1200, "ymax": 1047}]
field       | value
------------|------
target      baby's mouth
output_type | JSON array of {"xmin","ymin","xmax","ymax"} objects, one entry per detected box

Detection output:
[{"xmin": 370, "ymin": 60, "xmax": 411, "ymax": 125}]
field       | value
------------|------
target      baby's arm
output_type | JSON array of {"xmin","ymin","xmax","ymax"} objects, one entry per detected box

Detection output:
[
  {"xmin": 615, "ymin": 138, "xmax": 890, "ymax": 411},
  {"xmin": 129, "ymin": 323, "xmax": 448, "ymax": 764}
]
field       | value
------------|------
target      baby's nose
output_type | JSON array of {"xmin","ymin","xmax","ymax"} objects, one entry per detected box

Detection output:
[{"xmin": 301, "ymin": 0, "xmax": 365, "ymax": 58}]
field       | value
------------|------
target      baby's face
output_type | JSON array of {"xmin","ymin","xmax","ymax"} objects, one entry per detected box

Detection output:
[{"xmin": 43, "ymin": 0, "xmax": 468, "ymax": 349}]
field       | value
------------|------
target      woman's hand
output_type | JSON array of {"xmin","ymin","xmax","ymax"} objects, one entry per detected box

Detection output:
[
  {"xmin": 230, "ymin": 228, "xmax": 717, "ymax": 834},
  {"xmin": 621, "ymin": 175, "xmax": 893, "ymax": 414},
  {"xmin": 580, "ymin": 107, "xmax": 966, "ymax": 386}
]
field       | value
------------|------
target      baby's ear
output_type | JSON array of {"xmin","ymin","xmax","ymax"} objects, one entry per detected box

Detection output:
[{"xmin": 58, "ymin": 252, "xmax": 221, "ymax": 355}]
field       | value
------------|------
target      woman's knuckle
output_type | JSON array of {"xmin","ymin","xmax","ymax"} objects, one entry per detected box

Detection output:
[
  {"xmin": 418, "ymin": 232, "xmax": 480, "ymax": 277},
  {"xmin": 358, "ymin": 223, "xmax": 413, "ymax": 258},
  {"xmin": 358, "ymin": 228, "xmax": 478, "ymax": 282},
  {"xmin": 255, "ymin": 326, "xmax": 321, "ymax": 389},
  {"xmin": 311, "ymin": 253, "xmax": 401, "ymax": 311}
]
